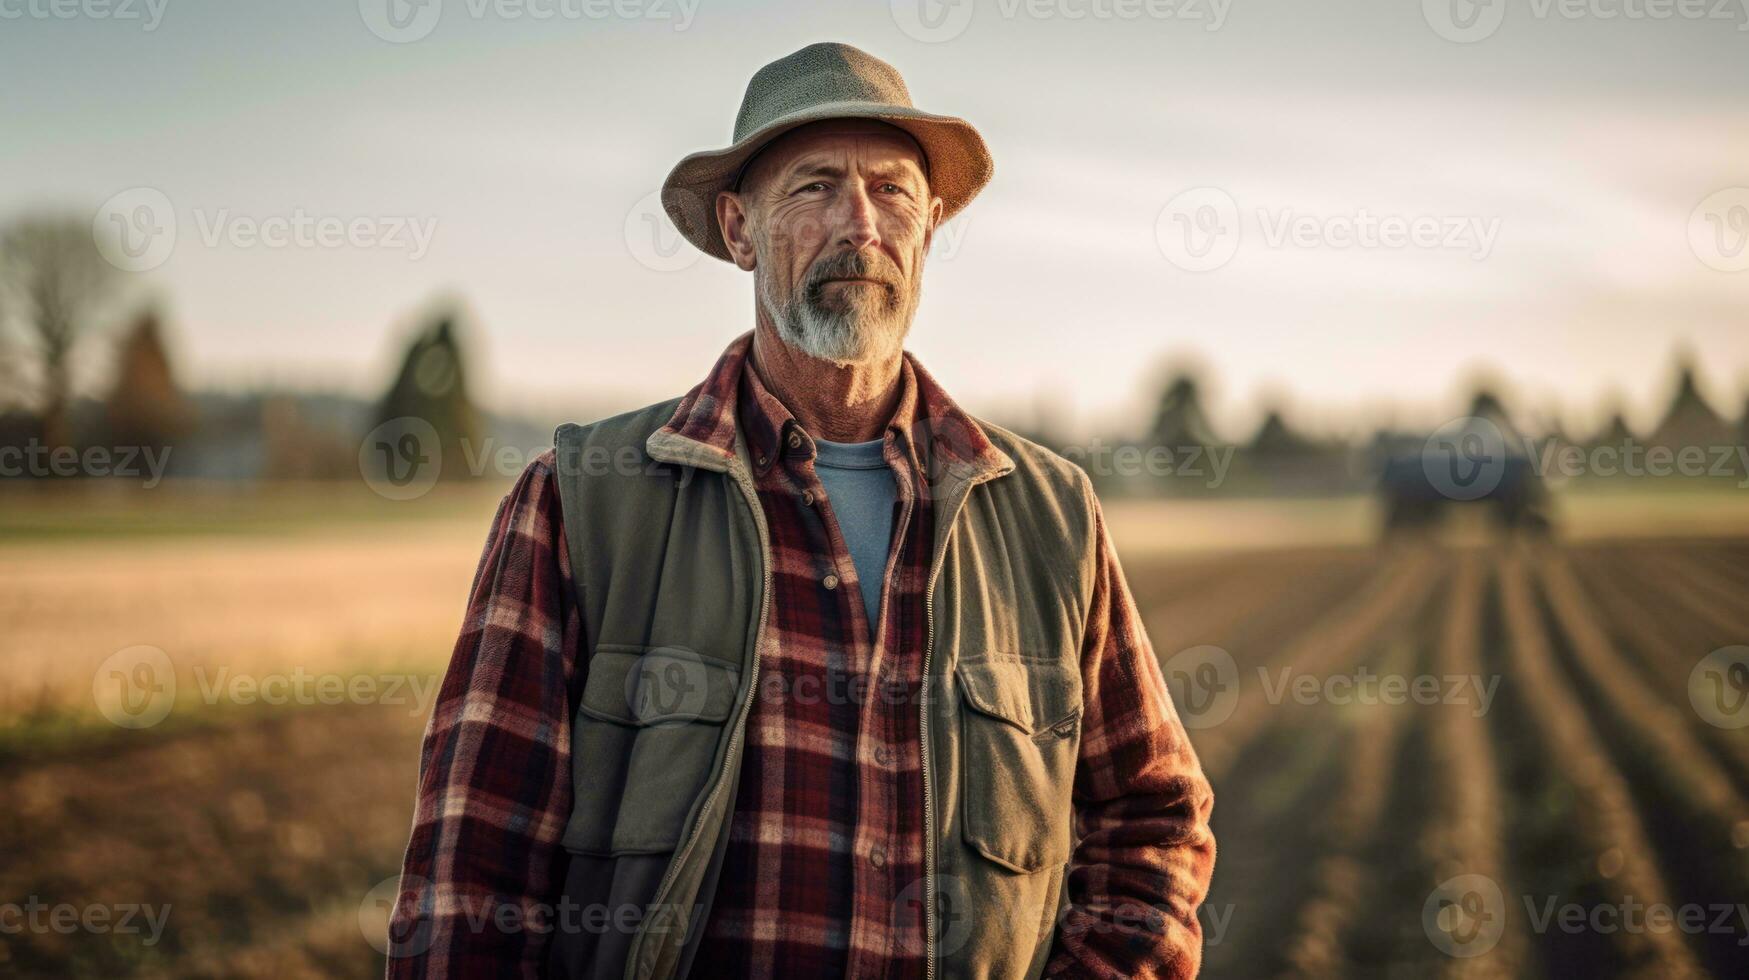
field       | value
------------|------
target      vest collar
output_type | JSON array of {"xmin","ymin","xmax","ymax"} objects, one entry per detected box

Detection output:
[{"xmin": 645, "ymin": 330, "xmax": 1014, "ymax": 486}]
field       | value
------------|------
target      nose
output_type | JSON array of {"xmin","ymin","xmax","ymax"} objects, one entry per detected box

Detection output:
[{"xmin": 835, "ymin": 182, "xmax": 881, "ymax": 252}]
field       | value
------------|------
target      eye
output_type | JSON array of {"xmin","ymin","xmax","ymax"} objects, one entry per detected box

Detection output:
[
  {"xmin": 794, "ymin": 181, "xmax": 829, "ymax": 195},
  {"xmin": 878, "ymin": 182, "xmax": 908, "ymax": 196}
]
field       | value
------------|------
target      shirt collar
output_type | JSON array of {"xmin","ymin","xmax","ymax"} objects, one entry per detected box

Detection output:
[{"xmin": 647, "ymin": 330, "xmax": 1013, "ymax": 485}]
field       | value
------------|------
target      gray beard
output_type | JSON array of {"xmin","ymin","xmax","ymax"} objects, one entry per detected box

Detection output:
[{"xmin": 761, "ymin": 273, "xmax": 918, "ymax": 367}]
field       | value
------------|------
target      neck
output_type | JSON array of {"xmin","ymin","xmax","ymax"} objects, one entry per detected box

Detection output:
[{"xmin": 750, "ymin": 317, "xmax": 903, "ymax": 443}]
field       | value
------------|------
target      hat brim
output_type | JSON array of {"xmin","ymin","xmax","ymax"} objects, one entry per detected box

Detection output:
[{"xmin": 660, "ymin": 102, "xmax": 993, "ymax": 262}]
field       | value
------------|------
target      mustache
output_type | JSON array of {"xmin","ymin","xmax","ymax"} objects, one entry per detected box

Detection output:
[{"xmin": 804, "ymin": 251, "xmax": 899, "ymax": 296}]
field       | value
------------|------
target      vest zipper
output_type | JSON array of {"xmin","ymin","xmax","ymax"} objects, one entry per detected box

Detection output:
[
  {"xmin": 630, "ymin": 457, "xmax": 772, "ymax": 979},
  {"xmin": 919, "ymin": 465, "xmax": 1007, "ymax": 980}
]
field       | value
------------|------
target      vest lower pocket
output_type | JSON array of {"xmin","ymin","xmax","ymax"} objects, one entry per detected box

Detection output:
[
  {"xmin": 561, "ymin": 644, "xmax": 742, "ymax": 856},
  {"xmin": 956, "ymin": 658, "xmax": 1081, "ymax": 874}
]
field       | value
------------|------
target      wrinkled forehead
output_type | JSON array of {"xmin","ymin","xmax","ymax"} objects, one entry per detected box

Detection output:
[{"xmin": 736, "ymin": 119, "xmax": 929, "ymax": 192}]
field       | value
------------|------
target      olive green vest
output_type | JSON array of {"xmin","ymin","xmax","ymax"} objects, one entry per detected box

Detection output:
[{"xmin": 545, "ymin": 396, "xmax": 1098, "ymax": 980}]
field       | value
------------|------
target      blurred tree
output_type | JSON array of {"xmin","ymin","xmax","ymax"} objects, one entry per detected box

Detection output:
[
  {"xmin": 105, "ymin": 308, "xmax": 192, "ymax": 452},
  {"xmin": 1249, "ymin": 407, "xmax": 1317, "ymax": 457},
  {"xmin": 1648, "ymin": 358, "xmax": 1732, "ymax": 451},
  {"xmin": 374, "ymin": 312, "xmax": 481, "ymax": 480},
  {"xmin": 1148, "ymin": 374, "xmax": 1220, "ymax": 448},
  {"xmin": 0, "ymin": 217, "xmax": 117, "ymax": 446}
]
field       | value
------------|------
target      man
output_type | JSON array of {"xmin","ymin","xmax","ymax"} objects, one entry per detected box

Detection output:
[{"xmin": 389, "ymin": 41, "xmax": 1214, "ymax": 980}]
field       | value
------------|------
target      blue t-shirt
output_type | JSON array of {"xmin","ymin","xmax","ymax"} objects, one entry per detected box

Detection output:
[{"xmin": 812, "ymin": 436, "xmax": 897, "ymax": 627}]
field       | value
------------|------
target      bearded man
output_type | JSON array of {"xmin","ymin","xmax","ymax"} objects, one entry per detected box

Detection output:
[{"xmin": 389, "ymin": 41, "xmax": 1215, "ymax": 980}]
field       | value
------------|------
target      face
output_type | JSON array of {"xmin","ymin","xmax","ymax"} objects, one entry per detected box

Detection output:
[{"xmin": 716, "ymin": 119, "xmax": 943, "ymax": 366}]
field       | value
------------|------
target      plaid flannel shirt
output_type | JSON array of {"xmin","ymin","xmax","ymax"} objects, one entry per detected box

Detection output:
[{"xmin": 389, "ymin": 332, "xmax": 1215, "ymax": 979}]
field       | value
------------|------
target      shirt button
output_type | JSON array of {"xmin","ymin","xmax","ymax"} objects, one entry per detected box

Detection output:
[
  {"xmin": 801, "ymin": 489, "xmax": 815, "ymax": 506},
  {"xmin": 787, "ymin": 431, "xmax": 803, "ymax": 450},
  {"xmin": 869, "ymin": 847, "xmax": 886, "ymax": 869},
  {"xmin": 874, "ymin": 746, "xmax": 892, "ymax": 765},
  {"xmin": 756, "ymin": 454, "xmax": 768, "ymax": 467},
  {"xmin": 823, "ymin": 572, "xmax": 839, "ymax": 590}
]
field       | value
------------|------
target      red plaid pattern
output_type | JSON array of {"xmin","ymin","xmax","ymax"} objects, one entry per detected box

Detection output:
[{"xmin": 390, "ymin": 332, "xmax": 1215, "ymax": 979}]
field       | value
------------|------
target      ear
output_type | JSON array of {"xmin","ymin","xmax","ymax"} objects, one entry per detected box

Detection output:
[
  {"xmin": 922, "ymin": 193, "xmax": 945, "ymax": 256},
  {"xmin": 716, "ymin": 190, "xmax": 759, "ymax": 271}
]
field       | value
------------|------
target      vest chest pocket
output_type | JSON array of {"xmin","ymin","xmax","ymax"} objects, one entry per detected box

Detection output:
[
  {"xmin": 560, "ymin": 644, "xmax": 742, "ymax": 856},
  {"xmin": 956, "ymin": 657, "xmax": 1082, "ymax": 874}
]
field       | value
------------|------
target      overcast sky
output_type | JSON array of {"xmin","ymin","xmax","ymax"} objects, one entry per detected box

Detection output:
[{"xmin": 3, "ymin": 0, "xmax": 1747, "ymax": 438}]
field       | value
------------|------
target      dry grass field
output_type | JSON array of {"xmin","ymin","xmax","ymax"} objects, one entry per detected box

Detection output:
[{"xmin": 2, "ymin": 486, "xmax": 1746, "ymax": 977}]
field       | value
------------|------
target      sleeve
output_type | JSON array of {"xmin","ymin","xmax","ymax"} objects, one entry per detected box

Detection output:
[
  {"xmin": 387, "ymin": 450, "xmax": 586, "ymax": 978},
  {"xmin": 1043, "ymin": 479, "xmax": 1217, "ymax": 980}
]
